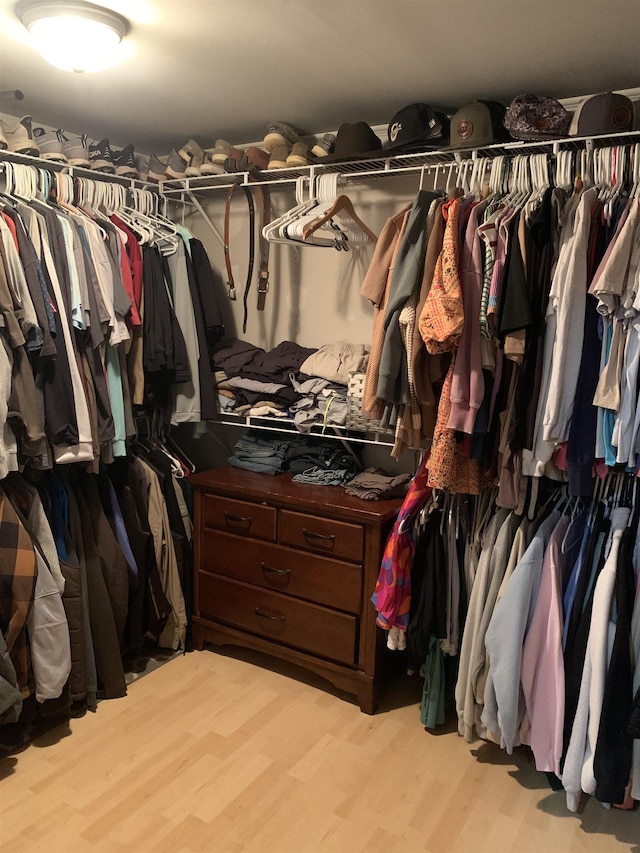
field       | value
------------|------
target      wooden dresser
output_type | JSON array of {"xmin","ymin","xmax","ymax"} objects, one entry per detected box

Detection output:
[{"xmin": 190, "ymin": 467, "xmax": 402, "ymax": 713}]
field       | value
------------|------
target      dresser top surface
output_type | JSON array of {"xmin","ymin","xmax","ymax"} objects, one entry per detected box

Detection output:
[{"xmin": 190, "ymin": 467, "xmax": 403, "ymax": 524}]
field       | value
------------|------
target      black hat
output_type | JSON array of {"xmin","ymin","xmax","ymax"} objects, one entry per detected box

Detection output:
[
  {"xmin": 504, "ymin": 94, "xmax": 571, "ymax": 141},
  {"xmin": 450, "ymin": 100, "xmax": 512, "ymax": 149},
  {"xmin": 384, "ymin": 103, "xmax": 447, "ymax": 151},
  {"xmin": 308, "ymin": 122, "xmax": 383, "ymax": 163}
]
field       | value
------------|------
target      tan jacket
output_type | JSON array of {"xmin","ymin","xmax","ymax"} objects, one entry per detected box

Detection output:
[{"xmin": 360, "ymin": 207, "xmax": 411, "ymax": 419}]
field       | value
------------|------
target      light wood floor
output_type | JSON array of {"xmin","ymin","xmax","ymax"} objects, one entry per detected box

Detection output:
[{"xmin": 1, "ymin": 648, "xmax": 638, "ymax": 853}]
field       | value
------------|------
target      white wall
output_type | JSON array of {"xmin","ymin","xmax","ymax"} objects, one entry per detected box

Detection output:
[
  {"xmin": 177, "ymin": 173, "xmax": 428, "ymax": 350},
  {"xmin": 170, "ymin": 172, "xmax": 430, "ymax": 474}
]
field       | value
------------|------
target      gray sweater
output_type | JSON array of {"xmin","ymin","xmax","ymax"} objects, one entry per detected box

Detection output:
[{"xmin": 481, "ymin": 511, "xmax": 561, "ymax": 752}]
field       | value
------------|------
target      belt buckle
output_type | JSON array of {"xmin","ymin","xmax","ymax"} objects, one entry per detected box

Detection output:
[
  {"xmin": 257, "ymin": 270, "xmax": 269, "ymax": 294},
  {"xmin": 227, "ymin": 282, "xmax": 237, "ymax": 300}
]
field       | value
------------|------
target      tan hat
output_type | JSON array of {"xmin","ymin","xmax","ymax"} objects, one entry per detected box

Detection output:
[{"xmin": 450, "ymin": 100, "xmax": 511, "ymax": 149}]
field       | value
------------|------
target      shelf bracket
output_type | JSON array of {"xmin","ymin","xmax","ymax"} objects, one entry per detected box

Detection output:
[{"xmin": 186, "ymin": 190, "xmax": 225, "ymax": 248}]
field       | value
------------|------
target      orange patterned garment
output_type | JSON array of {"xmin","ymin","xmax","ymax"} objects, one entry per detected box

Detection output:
[
  {"xmin": 419, "ymin": 198, "xmax": 481, "ymax": 494},
  {"xmin": 419, "ymin": 198, "xmax": 465, "ymax": 355}
]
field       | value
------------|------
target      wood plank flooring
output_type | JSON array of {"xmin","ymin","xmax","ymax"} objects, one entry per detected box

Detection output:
[{"xmin": 1, "ymin": 648, "xmax": 638, "ymax": 853}]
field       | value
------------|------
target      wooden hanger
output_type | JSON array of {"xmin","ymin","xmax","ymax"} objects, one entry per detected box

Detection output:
[{"xmin": 302, "ymin": 194, "xmax": 377, "ymax": 243}]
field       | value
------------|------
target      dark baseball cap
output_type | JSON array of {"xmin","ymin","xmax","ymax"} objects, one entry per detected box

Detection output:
[
  {"xmin": 569, "ymin": 92, "xmax": 634, "ymax": 136},
  {"xmin": 450, "ymin": 100, "xmax": 512, "ymax": 149},
  {"xmin": 384, "ymin": 103, "xmax": 447, "ymax": 151}
]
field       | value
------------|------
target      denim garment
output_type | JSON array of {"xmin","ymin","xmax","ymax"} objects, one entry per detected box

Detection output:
[{"xmin": 228, "ymin": 456, "xmax": 284, "ymax": 475}]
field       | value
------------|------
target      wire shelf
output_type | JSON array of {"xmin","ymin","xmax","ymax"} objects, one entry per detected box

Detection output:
[
  {"xmin": 212, "ymin": 413, "xmax": 396, "ymax": 447},
  {"xmin": 158, "ymin": 130, "xmax": 640, "ymax": 196}
]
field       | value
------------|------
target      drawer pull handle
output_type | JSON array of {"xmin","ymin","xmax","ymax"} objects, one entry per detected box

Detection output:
[
  {"xmin": 302, "ymin": 528, "xmax": 336, "ymax": 544},
  {"xmin": 261, "ymin": 562, "xmax": 292, "ymax": 578},
  {"xmin": 255, "ymin": 607, "xmax": 285, "ymax": 623},
  {"xmin": 223, "ymin": 511, "xmax": 252, "ymax": 525}
]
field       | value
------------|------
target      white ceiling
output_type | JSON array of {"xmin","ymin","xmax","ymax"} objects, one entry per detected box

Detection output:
[{"xmin": 0, "ymin": 0, "xmax": 639, "ymax": 156}]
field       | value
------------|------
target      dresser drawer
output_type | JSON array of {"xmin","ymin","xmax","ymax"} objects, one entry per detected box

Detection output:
[
  {"xmin": 279, "ymin": 510, "xmax": 364, "ymax": 563},
  {"xmin": 202, "ymin": 493, "xmax": 277, "ymax": 541},
  {"xmin": 198, "ymin": 573, "xmax": 357, "ymax": 665},
  {"xmin": 201, "ymin": 530, "xmax": 362, "ymax": 613}
]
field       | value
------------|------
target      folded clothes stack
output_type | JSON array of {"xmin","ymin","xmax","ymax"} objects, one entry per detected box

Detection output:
[
  {"xmin": 298, "ymin": 341, "xmax": 369, "ymax": 385},
  {"xmin": 289, "ymin": 376, "xmax": 349, "ymax": 433},
  {"xmin": 227, "ymin": 433, "xmax": 292, "ymax": 475},
  {"xmin": 289, "ymin": 437, "xmax": 362, "ymax": 484},
  {"xmin": 342, "ymin": 467, "xmax": 412, "ymax": 500},
  {"xmin": 228, "ymin": 432, "xmax": 362, "ymax": 482},
  {"xmin": 213, "ymin": 339, "xmax": 370, "ymax": 434},
  {"xmin": 214, "ymin": 339, "xmax": 317, "ymax": 418}
]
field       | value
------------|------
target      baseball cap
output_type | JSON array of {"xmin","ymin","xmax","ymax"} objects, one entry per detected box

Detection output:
[
  {"xmin": 384, "ymin": 103, "xmax": 447, "ymax": 151},
  {"xmin": 503, "ymin": 94, "xmax": 571, "ymax": 141},
  {"xmin": 569, "ymin": 92, "xmax": 634, "ymax": 136},
  {"xmin": 450, "ymin": 100, "xmax": 512, "ymax": 149}
]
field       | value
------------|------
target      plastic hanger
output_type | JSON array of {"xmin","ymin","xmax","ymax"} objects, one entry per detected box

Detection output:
[
  {"xmin": 285, "ymin": 173, "xmax": 341, "ymax": 244},
  {"xmin": 302, "ymin": 193, "xmax": 377, "ymax": 244},
  {"xmin": 263, "ymin": 176, "xmax": 318, "ymax": 244}
]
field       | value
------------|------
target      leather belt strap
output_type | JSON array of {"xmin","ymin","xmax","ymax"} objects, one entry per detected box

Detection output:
[
  {"xmin": 223, "ymin": 185, "xmax": 237, "ymax": 301},
  {"xmin": 253, "ymin": 184, "xmax": 271, "ymax": 312},
  {"xmin": 223, "ymin": 180, "xmax": 271, "ymax": 334}
]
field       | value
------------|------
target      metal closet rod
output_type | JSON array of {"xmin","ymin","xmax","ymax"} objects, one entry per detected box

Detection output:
[{"xmin": 0, "ymin": 149, "xmax": 157, "ymax": 191}]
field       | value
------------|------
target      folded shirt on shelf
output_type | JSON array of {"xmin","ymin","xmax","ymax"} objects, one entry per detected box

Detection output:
[
  {"xmin": 213, "ymin": 339, "xmax": 316, "ymax": 384},
  {"xmin": 227, "ymin": 432, "xmax": 291, "ymax": 475},
  {"xmin": 299, "ymin": 341, "xmax": 370, "ymax": 386},
  {"xmin": 343, "ymin": 467, "xmax": 412, "ymax": 500},
  {"xmin": 289, "ymin": 375, "xmax": 348, "ymax": 433},
  {"xmin": 292, "ymin": 466, "xmax": 355, "ymax": 485}
]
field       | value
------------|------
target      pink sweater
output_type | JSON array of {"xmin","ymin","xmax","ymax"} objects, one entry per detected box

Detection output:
[{"xmin": 520, "ymin": 516, "xmax": 568, "ymax": 775}]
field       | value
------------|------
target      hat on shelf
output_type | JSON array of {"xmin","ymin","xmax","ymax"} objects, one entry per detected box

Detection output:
[
  {"xmin": 383, "ymin": 103, "xmax": 449, "ymax": 152},
  {"xmin": 308, "ymin": 122, "xmax": 383, "ymax": 163},
  {"xmin": 503, "ymin": 94, "xmax": 572, "ymax": 141},
  {"xmin": 568, "ymin": 91, "xmax": 634, "ymax": 136},
  {"xmin": 450, "ymin": 100, "xmax": 512, "ymax": 149}
]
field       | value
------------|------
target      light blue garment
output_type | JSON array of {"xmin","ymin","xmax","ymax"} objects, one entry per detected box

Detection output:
[
  {"xmin": 105, "ymin": 343, "xmax": 126, "ymax": 457},
  {"xmin": 55, "ymin": 214, "xmax": 84, "ymax": 330},
  {"xmin": 599, "ymin": 319, "xmax": 617, "ymax": 466},
  {"xmin": 175, "ymin": 224, "xmax": 193, "ymax": 256},
  {"xmin": 107, "ymin": 478, "xmax": 138, "ymax": 583}
]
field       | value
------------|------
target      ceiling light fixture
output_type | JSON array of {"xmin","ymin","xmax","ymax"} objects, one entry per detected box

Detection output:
[{"xmin": 16, "ymin": 1, "xmax": 130, "ymax": 74}]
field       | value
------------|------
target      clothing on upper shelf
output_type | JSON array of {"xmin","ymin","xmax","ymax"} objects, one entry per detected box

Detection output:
[{"xmin": 214, "ymin": 338, "xmax": 373, "ymax": 435}]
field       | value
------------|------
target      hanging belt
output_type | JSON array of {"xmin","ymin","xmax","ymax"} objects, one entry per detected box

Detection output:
[
  {"xmin": 223, "ymin": 181, "xmax": 271, "ymax": 334},
  {"xmin": 253, "ymin": 184, "xmax": 271, "ymax": 312}
]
